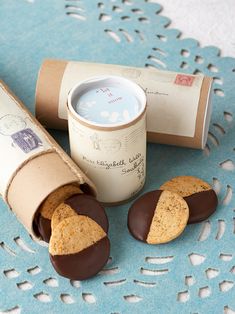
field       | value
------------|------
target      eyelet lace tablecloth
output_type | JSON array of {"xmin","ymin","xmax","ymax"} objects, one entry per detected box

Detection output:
[{"xmin": 0, "ymin": 1, "xmax": 235, "ymax": 313}]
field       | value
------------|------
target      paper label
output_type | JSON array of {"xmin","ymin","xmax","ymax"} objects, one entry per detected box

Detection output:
[
  {"xmin": 68, "ymin": 113, "xmax": 146, "ymax": 203},
  {"xmin": 59, "ymin": 62, "xmax": 204, "ymax": 137},
  {"xmin": 76, "ymin": 85, "xmax": 140, "ymax": 125},
  {"xmin": 0, "ymin": 85, "xmax": 52, "ymax": 198}
]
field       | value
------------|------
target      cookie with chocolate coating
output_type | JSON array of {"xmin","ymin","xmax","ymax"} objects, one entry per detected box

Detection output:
[
  {"xmin": 160, "ymin": 176, "xmax": 218, "ymax": 223},
  {"xmin": 36, "ymin": 184, "xmax": 82, "ymax": 242},
  {"xmin": 49, "ymin": 215, "xmax": 110, "ymax": 280},
  {"xmin": 128, "ymin": 190, "xmax": 189, "ymax": 244},
  {"xmin": 51, "ymin": 194, "xmax": 108, "ymax": 233}
]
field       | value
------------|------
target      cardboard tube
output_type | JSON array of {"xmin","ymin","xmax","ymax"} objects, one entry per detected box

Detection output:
[
  {"xmin": 67, "ymin": 76, "xmax": 147, "ymax": 203},
  {"xmin": 35, "ymin": 59, "xmax": 213, "ymax": 149},
  {"xmin": 0, "ymin": 81, "xmax": 96, "ymax": 238}
]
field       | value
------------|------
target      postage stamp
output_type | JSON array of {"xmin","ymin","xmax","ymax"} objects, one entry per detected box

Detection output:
[
  {"xmin": 11, "ymin": 128, "xmax": 43, "ymax": 153},
  {"xmin": 174, "ymin": 74, "xmax": 195, "ymax": 86}
]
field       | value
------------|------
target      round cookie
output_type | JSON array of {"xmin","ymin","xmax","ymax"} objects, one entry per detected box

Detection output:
[
  {"xmin": 128, "ymin": 190, "xmax": 189, "ymax": 244},
  {"xmin": 49, "ymin": 215, "xmax": 110, "ymax": 280},
  {"xmin": 51, "ymin": 204, "xmax": 77, "ymax": 231},
  {"xmin": 51, "ymin": 194, "xmax": 109, "ymax": 233},
  {"xmin": 35, "ymin": 184, "xmax": 82, "ymax": 242},
  {"xmin": 160, "ymin": 176, "xmax": 218, "ymax": 223}
]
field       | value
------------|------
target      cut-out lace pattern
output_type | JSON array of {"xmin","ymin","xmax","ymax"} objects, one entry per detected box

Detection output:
[{"xmin": 0, "ymin": 0, "xmax": 235, "ymax": 313}]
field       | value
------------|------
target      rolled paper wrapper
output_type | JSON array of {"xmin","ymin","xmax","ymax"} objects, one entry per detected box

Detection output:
[
  {"xmin": 35, "ymin": 59, "xmax": 213, "ymax": 149},
  {"xmin": 0, "ymin": 81, "xmax": 96, "ymax": 239},
  {"xmin": 67, "ymin": 75, "xmax": 147, "ymax": 204}
]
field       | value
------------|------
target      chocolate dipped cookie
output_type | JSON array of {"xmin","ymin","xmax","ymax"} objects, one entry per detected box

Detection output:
[
  {"xmin": 35, "ymin": 184, "xmax": 82, "ymax": 242},
  {"xmin": 49, "ymin": 215, "xmax": 110, "ymax": 280},
  {"xmin": 51, "ymin": 194, "xmax": 109, "ymax": 233},
  {"xmin": 160, "ymin": 176, "xmax": 218, "ymax": 223},
  {"xmin": 128, "ymin": 190, "xmax": 189, "ymax": 244}
]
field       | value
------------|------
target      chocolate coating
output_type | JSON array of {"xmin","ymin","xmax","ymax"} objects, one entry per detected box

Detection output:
[
  {"xmin": 36, "ymin": 214, "xmax": 51, "ymax": 243},
  {"xmin": 127, "ymin": 190, "xmax": 163, "ymax": 242},
  {"xmin": 80, "ymin": 183, "xmax": 95, "ymax": 196},
  {"xmin": 50, "ymin": 236, "xmax": 110, "ymax": 280},
  {"xmin": 184, "ymin": 189, "xmax": 218, "ymax": 223},
  {"xmin": 65, "ymin": 194, "xmax": 109, "ymax": 233}
]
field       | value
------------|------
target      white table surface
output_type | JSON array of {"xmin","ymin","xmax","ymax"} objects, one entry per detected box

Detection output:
[{"xmin": 157, "ymin": 0, "xmax": 235, "ymax": 57}]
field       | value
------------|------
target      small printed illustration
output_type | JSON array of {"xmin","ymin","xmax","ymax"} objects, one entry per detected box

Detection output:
[
  {"xmin": 100, "ymin": 109, "xmax": 132, "ymax": 124},
  {"xmin": 121, "ymin": 68, "xmax": 142, "ymax": 79},
  {"xmin": 90, "ymin": 133, "xmax": 101, "ymax": 150},
  {"xmin": 0, "ymin": 114, "xmax": 26, "ymax": 136},
  {"xmin": 124, "ymin": 123, "xmax": 145, "ymax": 150},
  {"xmin": 78, "ymin": 100, "xmax": 96, "ymax": 121},
  {"xmin": 99, "ymin": 138, "xmax": 121, "ymax": 153},
  {"xmin": 0, "ymin": 114, "xmax": 43, "ymax": 153},
  {"xmin": 174, "ymin": 74, "xmax": 195, "ymax": 87},
  {"xmin": 90, "ymin": 132, "xmax": 121, "ymax": 153},
  {"xmin": 76, "ymin": 86, "xmax": 139, "ymax": 125},
  {"xmin": 11, "ymin": 128, "xmax": 43, "ymax": 153}
]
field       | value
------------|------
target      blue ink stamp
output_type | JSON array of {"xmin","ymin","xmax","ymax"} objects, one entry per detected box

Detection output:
[{"xmin": 11, "ymin": 128, "xmax": 43, "ymax": 153}]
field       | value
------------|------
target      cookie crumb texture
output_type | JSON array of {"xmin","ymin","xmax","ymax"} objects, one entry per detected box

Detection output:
[
  {"xmin": 49, "ymin": 215, "xmax": 110, "ymax": 280},
  {"xmin": 128, "ymin": 190, "xmax": 189, "ymax": 245},
  {"xmin": 147, "ymin": 190, "xmax": 189, "ymax": 244},
  {"xmin": 49, "ymin": 215, "xmax": 106, "ymax": 255},
  {"xmin": 160, "ymin": 176, "xmax": 211, "ymax": 197},
  {"xmin": 51, "ymin": 203, "xmax": 77, "ymax": 231}
]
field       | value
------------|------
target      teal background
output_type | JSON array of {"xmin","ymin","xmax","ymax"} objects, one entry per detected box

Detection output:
[{"xmin": 0, "ymin": 0, "xmax": 235, "ymax": 313}]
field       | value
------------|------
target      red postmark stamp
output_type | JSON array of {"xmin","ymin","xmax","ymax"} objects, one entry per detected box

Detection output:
[{"xmin": 174, "ymin": 74, "xmax": 195, "ymax": 86}]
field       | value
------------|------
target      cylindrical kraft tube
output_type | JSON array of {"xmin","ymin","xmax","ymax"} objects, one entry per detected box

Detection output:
[
  {"xmin": 67, "ymin": 76, "xmax": 147, "ymax": 204},
  {"xmin": 0, "ymin": 80, "xmax": 96, "ymax": 238},
  {"xmin": 36, "ymin": 59, "xmax": 213, "ymax": 149}
]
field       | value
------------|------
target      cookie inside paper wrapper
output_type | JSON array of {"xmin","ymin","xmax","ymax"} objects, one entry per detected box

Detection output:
[
  {"xmin": 34, "ymin": 184, "xmax": 82, "ymax": 242},
  {"xmin": 51, "ymin": 193, "xmax": 109, "ymax": 233}
]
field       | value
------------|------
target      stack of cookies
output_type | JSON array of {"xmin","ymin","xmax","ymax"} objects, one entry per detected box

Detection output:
[
  {"xmin": 34, "ymin": 184, "xmax": 110, "ymax": 280},
  {"xmin": 34, "ymin": 176, "xmax": 218, "ymax": 280},
  {"xmin": 128, "ymin": 176, "xmax": 218, "ymax": 244}
]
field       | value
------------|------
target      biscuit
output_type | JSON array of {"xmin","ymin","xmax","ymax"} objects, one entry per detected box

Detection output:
[
  {"xmin": 128, "ymin": 190, "xmax": 189, "ymax": 244},
  {"xmin": 49, "ymin": 215, "xmax": 110, "ymax": 280},
  {"xmin": 51, "ymin": 203, "xmax": 77, "ymax": 231},
  {"xmin": 160, "ymin": 176, "xmax": 218, "ymax": 223},
  {"xmin": 36, "ymin": 184, "xmax": 82, "ymax": 242},
  {"xmin": 51, "ymin": 194, "xmax": 109, "ymax": 233}
]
